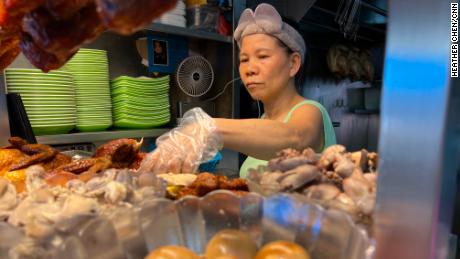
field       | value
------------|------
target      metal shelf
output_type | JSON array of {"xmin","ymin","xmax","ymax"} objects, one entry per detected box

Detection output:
[
  {"xmin": 36, "ymin": 128, "xmax": 171, "ymax": 145},
  {"xmin": 144, "ymin": 23, "xmax": 232, "ymax": 43}
]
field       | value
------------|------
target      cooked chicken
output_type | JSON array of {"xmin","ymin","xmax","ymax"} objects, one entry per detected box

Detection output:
[
  {"xmin": 0, "ymin": 149, "xmax": 28, "ymax": 176},
  {"xmin": 0, "ymin": 137, "xmax": 145, "ymax": 190},
  {"xmin": 174, "ymin": 173, "xmax": 249, "ymax": 199},
  {"xmin": 0, "ymin": 0, "xmax": 178, "ymax": 71}
]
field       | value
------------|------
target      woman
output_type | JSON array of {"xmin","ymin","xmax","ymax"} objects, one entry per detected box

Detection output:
[{"xmin": 139, "ymin": 3, "xmax": 336, "ymax": 178}]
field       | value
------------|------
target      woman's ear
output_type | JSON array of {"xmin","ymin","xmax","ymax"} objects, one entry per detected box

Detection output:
[{"xmin": 289, "ymin": 52, "xmax": 302, "ymax": 77}]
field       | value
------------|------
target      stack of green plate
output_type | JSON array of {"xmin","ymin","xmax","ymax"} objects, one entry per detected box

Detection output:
[
  {"xmin": 62, "ymin": 48, "xmax": 112, "ymax": 132},
  {"xmin": 4, "ymin": 69, "xmax": 76, "ymax": 135},
  {"xmin": 111, "ymin": 75, "xmax": 171, "ymax": 128}
]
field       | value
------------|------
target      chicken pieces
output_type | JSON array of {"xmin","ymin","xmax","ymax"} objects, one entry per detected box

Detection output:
[
  {"xmin": 175, "ymin": 173, "xmax": 249, "ymax": 199},
  {"xmin": 0, "ymin": 0, "xmax": 178, "ymax": 71},
  {"xmin": 0, "ymin": 137, "xmax": 145, "ymax": 190}
]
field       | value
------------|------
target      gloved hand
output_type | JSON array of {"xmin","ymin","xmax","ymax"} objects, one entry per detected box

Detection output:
[{"xmin": 138, "ymin": 108, "xmax": 222, "ymax": 174}]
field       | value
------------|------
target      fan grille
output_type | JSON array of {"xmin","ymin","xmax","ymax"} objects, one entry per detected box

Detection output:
[{"xmin": 176, "ymin": 56, "xmax": 214, "ymax": 97}]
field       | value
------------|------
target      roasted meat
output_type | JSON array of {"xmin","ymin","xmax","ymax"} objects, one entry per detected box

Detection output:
[
  {"xmin": 0, "ymin": 0, "xmax": 178, "ymax": 71},
  {"xmin": 3, "ymin": 136, "xmax": 59, "ymax": 171},
  {"xmin": 3, "ymin": 0, "xmax": 45, "ymax": 16},
  {"xmin": 0, "ymin": 137, "xmax": 145, "ymax": 190},
  {"xmin": 174, "ymin": 173, "xmax": 249, "ymax": 199},
  {"xmin": 0, "ymin": 149, "xmax": 27, "ymax": 176},
  {"xmin": 21, "ymin": 4, "xmax": 105, "ymax": 71},
  {"xmin": 93, "ymin": 138, "xmax": 143, "ymax": 168},
  {"xmin": 45, "ymin": 0, "xmax": 93, "ymax": 20}
]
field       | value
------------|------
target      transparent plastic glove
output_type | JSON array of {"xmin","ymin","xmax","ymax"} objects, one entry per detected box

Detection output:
[{"xmin": 138, "ymin": 108, "xmax": 222, "ymax": 174}]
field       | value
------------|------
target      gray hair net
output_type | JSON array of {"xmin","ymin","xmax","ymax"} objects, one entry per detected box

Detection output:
[{"xmin": 234, "ymin": 3, "xmax": 306, "ymax": 64}]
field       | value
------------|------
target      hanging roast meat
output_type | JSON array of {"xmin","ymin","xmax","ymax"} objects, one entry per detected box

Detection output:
[
  {"xmin": 327, "ymin": 44, "xmax": 350, "ymax": 79},
  {"xmin": 359, "ymin": 49, "xmax": 374, "ymax": 82},
  {"xmin": 348, "ymin": 47, "xmax": 362, "ymax": 81},
  {"xmin": 0, "ymin": 0, "xmax": 178, "ymax": 71}
]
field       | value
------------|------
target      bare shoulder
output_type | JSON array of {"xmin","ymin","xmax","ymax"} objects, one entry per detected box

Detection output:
[
  {"xmin": 287, "ymin": 101, "xmax": 323, "ymax": 127},
  {"xmin": 287, "ymin": 101, "xmax": 325, "ymax": 151}
]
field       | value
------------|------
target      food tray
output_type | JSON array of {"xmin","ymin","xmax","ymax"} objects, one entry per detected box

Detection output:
[{"xmin": 2, "ymin": 190, "xmax": 373, "ymax": 259}]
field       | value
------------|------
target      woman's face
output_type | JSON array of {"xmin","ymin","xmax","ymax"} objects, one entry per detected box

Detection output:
[{"xmin": 239, "ymin": 34, "xmax": 296, "ymax": 101}]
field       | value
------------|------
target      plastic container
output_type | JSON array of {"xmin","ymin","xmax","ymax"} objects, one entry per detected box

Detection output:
[{"xmin": 186, "ymin": 4, "xmax": 220, "ymax": 32}]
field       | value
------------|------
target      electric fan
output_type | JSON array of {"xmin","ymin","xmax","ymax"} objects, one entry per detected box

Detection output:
[
  {"xmin": 175, "ymin": 55, "xmax": 216, "ymax": 120},
  {"xmin": 176, "ymin": 55, "xmax": 214, "ymax": 97}
]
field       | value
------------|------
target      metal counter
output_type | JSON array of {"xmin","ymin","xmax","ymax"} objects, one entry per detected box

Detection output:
[{"xmin": 374, "ymin": 0, "xmax": 460, "ymax": 258}]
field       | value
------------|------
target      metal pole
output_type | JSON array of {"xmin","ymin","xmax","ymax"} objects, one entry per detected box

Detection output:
[{"xmin": 374, "ymin": 0, "xmax": 460, "ymax": 258}]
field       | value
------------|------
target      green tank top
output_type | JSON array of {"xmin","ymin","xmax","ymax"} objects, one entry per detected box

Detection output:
[{"xmin": 239, "ymin": 100, "xmax": 337, "ymax": 178}]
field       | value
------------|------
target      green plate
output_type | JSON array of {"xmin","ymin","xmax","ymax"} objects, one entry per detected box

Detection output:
[
  {"xmin": 23, "ymin": 100, "xmax": 75, "ymax": 106},
  {"xmin": 78, "ymin": 122, "xmax": 112, "ymax": 126},
  {"xmin": 111, "ymin": 80, "xmax": 169, "ymax": 86},
  {"xmin": 111, "ymin": 83, "xmax": 169, "ymax": 90},
  {"xmin": 30, "ymin": 119, "xmax": 75, "ymax": 124},
  {"xmin": 75, "ymin": 88, "xmax": 110, "ymax": 93},
  {"xmin": 5, "ymin": 77, "xmax": 73, "ymax": 83},
  {"xmin": 76, "ymin": 88, "xmax": 110, "ymax": 93},
  {"xmin": 77, "ymin": 113, "xmax": 111, "ymax": 118},
  {"xmin": 76, "ymin": 94, "xmax": 111, "ymax": 98},
  {"xmin": 111, "ymin": 88, "xmax": 168, "ymax": 96},
  {"xmin": 30, "ymin": 116, "xmax": 76, "ymax": 121},
  {"xmin": 76, "ymin": 124, "xmax": 111, "ymax": 132},
  {"xmin": 111, "ymin": 91, "xmax": 168, "ymax": 98},
  {"xmin": 112, "ymin": 79, "xmax": 170, "ymax": 84},
  {"xmin": 111, "ymin": 84, "xmax": 169, "ymax": 90},
  {"xmin": 113, "ymin": 105, "xmax": 170, "ymax": 113},
  {"xmin": 67, "ymin": 59, "xmax": 108, "ymax": 62},
  {"xmin": 32, "ymin": 125, "xmax": 75, "ymax": 135},
  {"xmin": 112, "ymin": 75, "xmax": 169, "ymax": 82},
  {"xmin": 113, "ymin": 106, "xmax": 169, "ymax": 113},
  {"xmin": 112, "ymin": 95, "xmax": 168, "ymax": 102},
  {"xmin": 76, "ymin": 102, "xmax": 112, "ymax": 107},
  {"xmin": 5, "ymin": 68, "xmax": 73, "ymax": 75},
  {"xmin": 20, "ymin": 94, "xmax": 75, "ymax": 98},
  {"xmin": 76, "ymin": 105, "xmax": 112, "ymax": 109},
  {"xmin": 78, "ymin": 121, "xmax": 112, "ymax": 125},
  {"xmin": 76, "ymin": 92, "xmax": 111, "ymax": 97},
  {"xmin": 65, "ymin": 61, "xmax": 108, "ymax": 65},
  {"xmin": 77, "ymin": 106, "xmax": 112, "ymax": 111},
  {"xmin": 27, "ymin": 111, "xmax": 76, "ymax": 116},
  {"xmin": 7, "ymin": 90, "xmax": 75, "ymax": 95},
  {"xmin": 111, "ymin": 87, "xmax": 168, "ymax": 94},
  {"xmin": 6, "ymin": 84, "xmax": 74, "ymax": 89},
  {"xmin": 114, "ymin": 114, "xmax": 170, "ymax": 121},
  {"xmin": 25, "ymin": 105, "xmax": 76, "ymax": 109},
  {"xmin": 114, "ymin": 113, "xmax": 170, "ymax": 119},
  {"xmin": 25, "ymin": 107, "xmax": 76, "ymax": 111},
  {"xmin": 114, "ymin": 118, "xmax": 169, "ymax": 129},
  {"xmin": 112, "ymin": 100, "xmax": 169, "ymax": 108},
  {"xmin": 77, "ymin": 115, "xmax": 112, "ymax": 119}
]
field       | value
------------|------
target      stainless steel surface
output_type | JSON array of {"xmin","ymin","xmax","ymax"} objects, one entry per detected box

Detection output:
[
  {"xmin": 145, "ymin": 23, "xmax": 232, "ymax": 43},
  {"xmin": 374, "ymin": 1, "xmax": 459, "ymax": 259},
  {"xmin": 36, "ymin": 128, "xmax": 171, "ymax": 145},
  {"xmin": 0, "ymin": 74, "xmax": 10, "ymax": 146}
]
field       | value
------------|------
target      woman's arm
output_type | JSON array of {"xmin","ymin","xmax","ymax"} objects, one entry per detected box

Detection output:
[{"xmin": 214, "ymin": 104, "xmax": 324, "ymax": 160}]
